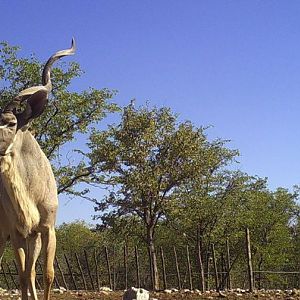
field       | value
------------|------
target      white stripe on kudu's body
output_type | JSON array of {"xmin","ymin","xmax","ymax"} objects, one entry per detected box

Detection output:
[{"xmin": 0, "ymin": 39, "xmax": 75, "ymax": 300}]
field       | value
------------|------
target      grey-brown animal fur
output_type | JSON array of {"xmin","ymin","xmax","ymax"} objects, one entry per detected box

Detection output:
[{"xmin": 0, "ymin": 39, "xmax": 75, "ymax": 300}]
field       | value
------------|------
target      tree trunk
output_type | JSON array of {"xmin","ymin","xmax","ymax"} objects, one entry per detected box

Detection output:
[{"xmin": 147, "ymin": 225, "xmax": 159, "ymax": 290}]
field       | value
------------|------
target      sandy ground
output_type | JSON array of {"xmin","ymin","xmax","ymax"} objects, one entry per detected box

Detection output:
[{"xmin": 1, "ymin": 290, "xmax": 300, "ymax": 300}]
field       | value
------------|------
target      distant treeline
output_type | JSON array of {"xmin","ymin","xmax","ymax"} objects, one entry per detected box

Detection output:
[{"xmin": 1, "ymin": 222, "xmax": 300, "ymax": 291}]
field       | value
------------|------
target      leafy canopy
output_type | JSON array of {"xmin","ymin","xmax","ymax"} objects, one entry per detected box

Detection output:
[
  {"xmin": 85, "ymin": 104, "xmax": 238, "ymax": 236},
  {"xmin": 0, "ymin": 41, "xmax": 119, "ymax": 195}
]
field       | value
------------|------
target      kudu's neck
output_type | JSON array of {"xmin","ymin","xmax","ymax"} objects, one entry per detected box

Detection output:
[{"xmin": 0, "ymin": 130, "xmax": 40, "ymax": 237}]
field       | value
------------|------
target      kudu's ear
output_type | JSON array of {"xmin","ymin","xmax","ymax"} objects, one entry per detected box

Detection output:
[{"xmin": 16, "ymin": 90, "xmax": 48, "ymax": 129}]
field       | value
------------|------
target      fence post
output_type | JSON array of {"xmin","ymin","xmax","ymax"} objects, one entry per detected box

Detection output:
[
  {"xmin": 173, "ymin": 246, "xmax": 181, "ymax": 290},
  {"xmin": 197, "ymin": 238, "xmax": 205, "ymax": 292},
  {"xmin": 148, "ymin": 246, "xmax": 154, "ymax": 290},
  {"xmin": 11, "ymin": 261, "xmax": 19, "ymax": 289},
  {"xmin": 105, "ymin": 246, "xmax": 113, "ymax": 290},
  {"xmin": 226, "ymin": 238, "xmax": 232, "ymax": 290},
  {"xmin": 160, "ymin": 246, "xmax": 167, "ymax": 290},
  {"xmin": 245, "ymin": 228, "xmax": 254, "ymax": 292},
  {"xmin": 206, "ymin": 251, "xmax": 211, "ymax": 291},
  {"xmin": 220, "ymin": 253, "xmax": 225, "ymax": 290},
  {"xmin": 211, "ymin": 243, "xmax": 219, "ymax": 291},
  {"xmin": 55, "ymin": 256, "xmax": 68, "ymax": 290},
  {"xmin": 186, "ymin": 245, "xmax": 193, "ymax": 290},
  {"xmin": 35, "ymin": 274, "xmax": 42, "ymax": 290},
  {"xmin": 123, "ymin": 245, "xmax": 128, "ymax": 290},
  {"xmin": 113, "ymin": 246, "xmax": 116, "ymax": 291},
  {"xmin": 84, "ymin": 249, "xmax": 95, "ymax": 290},
  {"xmin": 75, "ymin": 252, "xmax": 87, "ymax": 290},
  {"xmin": 64, "ymin": 253, "xmax": 77, "ymax": 290},
  {"xmin": 34, "ymin": 258, "xmax": 43, "ymax": 290},
  {"xmin": 93, "ymin": 249, "xmax": 100, "ymax": 292},
  {"xmin": 135, "ymin": 246, "xmax": 141, "ymax": 287},
  {"xmin": 1, "ymin": 263, "xmax": 10, "ymax": 289}
]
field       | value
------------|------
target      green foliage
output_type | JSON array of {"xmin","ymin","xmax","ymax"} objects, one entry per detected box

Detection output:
[
  {"xmin": 0, "ymin": 41, "xmax": 119, "ymax": 195},
  {"xmin": 243, "ymin": 188, "xmax": 298, "ymax": 270},
  {"xmin": 56, "ymin": 221, "xmax": 102, "ymax": 255},
  {"xmin": 86, "ymin": 104, "xmax": 237, "ymax": 232}
]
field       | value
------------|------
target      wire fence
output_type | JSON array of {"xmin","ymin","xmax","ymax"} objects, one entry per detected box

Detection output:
[{"xmin": 0, "ymin": 229, "xmax": 299, "ymax": 291}]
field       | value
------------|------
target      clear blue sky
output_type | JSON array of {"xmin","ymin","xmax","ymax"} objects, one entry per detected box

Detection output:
[{"xmin": 1, "ymin": 1, "xmax": 300, "ymax": 224}]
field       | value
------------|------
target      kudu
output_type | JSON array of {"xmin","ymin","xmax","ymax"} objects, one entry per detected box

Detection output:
[{"xmin": 0, "ymin": 40, "xmax": 75, "ymax": 300}]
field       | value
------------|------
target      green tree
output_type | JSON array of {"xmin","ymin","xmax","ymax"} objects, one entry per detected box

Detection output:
[
  {"xmin": 241, "ymin": 187, "xmax": 298, "ymax": 286},
  {"xmin": 84, "ymin": 103, "xmax": 238, "ymax": 289},
  {"xmin": 167, "ymin": 165, "xmax": 299, "ymax": 288},
  {"xmin": 291, "ymin": 204, "xmax": 300, "ymax": 274},
  {"xmin": 56, "ymin": 221, "xmax": 101, "ymax": 255},
  {"xmin": 0, "ymin": 41, "xmax": 118, "ymax": 195}
]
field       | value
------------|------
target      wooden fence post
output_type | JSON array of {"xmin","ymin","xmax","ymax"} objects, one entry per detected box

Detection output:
[
  {"xmin": 64, "ymin": 253, "xmax": 77, "ymax": 290},
  {"xmin": 113, "ymin": 246, "xmax": 116, "ymax": 291},
  {"xmin": 33, "ymin": 258, "xmax": 42, "ymax": 290},
  {"xmin": 11, "ymin": 261, "xmax": 19, "ymax": 289},
  {"xmin": 1, "ymin": 263, "xmax": 10, "ymax": 289},
  {"xmin": 245, "ymin": 228, "xmax": 254, "ymax": 292},
  {"xmin": 75, "ymin": 252, "xmax": 87, "ymax": 290},
  {"xmin": 93, "ymin": 249, "xmax": 100, "ymax": 292},
  {"xmin": 186, "ymin": 245, "xmax": 193, "ymax": 290},
  {"xmin": 160, "ymin": 246, "xmax": 167, "ymax": 290},
  {"xmin": 105, "ymin": 246, "xmax": 113, "ymax": 290},
  {"xmin": 173, "ymin": 246, "xmax": 181, "ymax": 290},
  {"xmin": 84, "ymin": 250, "xmax": 95, "ymax": 290},
  {"xmin": 55, "ymin": 256, "xmax": 68, "ymax": 290},
  {"xmin": 220, "ymin": 253, "xmax": 225, "ymax": 290},
  {"xmin": 135, "ymin": 246, "xmax": 141, "ymax": 287},
  {"xmin": 54, "ymin": 273, "xmax": 60, "ymax": 288},
  {"xmin": 206, "ymin": 251, "xmax": 211, "ymax": 291},
  {"xmin": 226, "ymin": 238, "xmax": 232, "ymax": 290},
  {"xmin": 211, "ymin": 243, "xmax": 219, "ymax": 291},
  {"xmin": 123, "ymin": 245, "xmax": 128, "ymax": 290},
  {"xmin": 148, "ymin": 246, "xmax": 154, "ymax": 290},
  {"xmin": 197, "ymin": 238, "xmax": 205, "ymax": 292}
]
